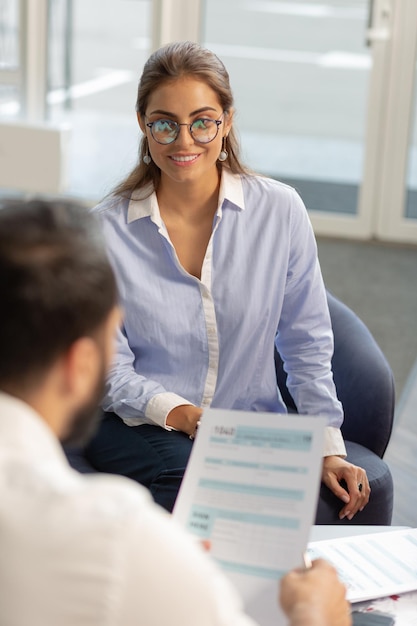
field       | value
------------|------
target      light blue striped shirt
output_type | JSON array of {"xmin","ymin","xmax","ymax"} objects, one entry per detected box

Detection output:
[{"xmin": 93, "ymin": 169, "xmax": 345, "ymax": 456}]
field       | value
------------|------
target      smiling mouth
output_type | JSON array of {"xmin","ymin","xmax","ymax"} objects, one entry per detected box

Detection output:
[{"xmin": 169, "ymin": 154, "xmax": 199, "ymax": 163}]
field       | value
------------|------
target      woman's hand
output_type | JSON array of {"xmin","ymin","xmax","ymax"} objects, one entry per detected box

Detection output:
[
  {"xmin": 321, "ymin": 456, "xmax": 370, "ymax": 520},
  {"xmin": 280, "ymin": 559, "xmax": 351, "ymax": 626},
  {"xmin": 166, "ymin": 404, "xmax": 203, "ymax": 437}
]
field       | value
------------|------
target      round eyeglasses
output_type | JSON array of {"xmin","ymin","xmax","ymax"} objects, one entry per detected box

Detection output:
[{"xmin": 146, "ymin": 117, "xmax": 223, "ymax": 145}]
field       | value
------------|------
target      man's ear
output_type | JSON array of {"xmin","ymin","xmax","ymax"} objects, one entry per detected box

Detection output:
[{"xmin": 63, "ymin": 337, "xmax": 100, "ymax": 405}]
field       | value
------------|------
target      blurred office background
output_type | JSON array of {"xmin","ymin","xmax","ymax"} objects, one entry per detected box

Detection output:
[{"xmin": 1, "ymin": 0, "xmax": 416, "ymax": 524}]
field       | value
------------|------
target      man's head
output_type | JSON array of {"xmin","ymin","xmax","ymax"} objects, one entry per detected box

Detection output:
[{"xmin": 0, "ymin": 198, "xmax": 119, "ymax": 443}]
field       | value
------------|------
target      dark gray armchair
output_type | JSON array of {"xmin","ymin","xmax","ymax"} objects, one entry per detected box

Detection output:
[{"xmin": 275, "ymin": 290, "xmax": 395, "ymax": 525}]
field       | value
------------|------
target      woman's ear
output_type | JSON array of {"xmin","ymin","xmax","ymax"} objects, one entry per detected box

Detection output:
[
  {"xmin": 224, "ymin": 108, "xmax": 234, "ymax": 136},
  {"xmin": 137, "ymin": 112, "xmax": 146, "ymax": 134}
]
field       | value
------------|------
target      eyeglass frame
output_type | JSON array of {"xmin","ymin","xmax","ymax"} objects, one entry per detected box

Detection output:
[{"xmin": 145, "ymin": 115, "xmax": 224, "ymax": 145}]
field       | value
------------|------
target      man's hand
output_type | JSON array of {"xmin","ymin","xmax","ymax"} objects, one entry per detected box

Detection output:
[
  {"xmin": 166, "ymin": 404, "xmax": 203, "ymax": 437},
  {"xmin": 321, "ymin": 456, "xmax": 370, "ymax": 520},
  {"xmin": 280, "ymin": 559, "xmax": 352, "ymax": 626}
]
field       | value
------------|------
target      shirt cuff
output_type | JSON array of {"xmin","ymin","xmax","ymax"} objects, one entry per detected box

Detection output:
[
  {"xmin": 145, "ymin": 392, "xmax": 194, "ymax": 429},
  {"xmin": 323, "ymin": 427, "xmax": 346, "ymax": 457}
]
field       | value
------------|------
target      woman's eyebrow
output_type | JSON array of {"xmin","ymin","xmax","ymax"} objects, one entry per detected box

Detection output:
[
  {"xmin": 190, "ymin": 106, "xmax": 218, "ymax": 116},
  {"xmin": 148, "ymin": 106, "xmax": 219, "ymax": 117}
]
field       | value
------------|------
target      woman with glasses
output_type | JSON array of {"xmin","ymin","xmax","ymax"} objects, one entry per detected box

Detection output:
[{"xmin": 86, "ymin": 41, "xmax": 370, "ymax": 520}]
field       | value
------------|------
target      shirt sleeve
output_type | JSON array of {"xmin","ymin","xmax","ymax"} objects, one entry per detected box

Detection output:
[
  {"xmin": 324, "ymin": 426, "xmax": 346, "ymax": 457},
  {"xmin": 102, "ymin": 322, "xmax": 194, "ymax": 428},
  {"xmin": 116, "ymin": 487, "xmax": 259, "ymax": 626},
  {"xmin": 275, "ymin": 189, "xmax": 345, "ymax": 438}
]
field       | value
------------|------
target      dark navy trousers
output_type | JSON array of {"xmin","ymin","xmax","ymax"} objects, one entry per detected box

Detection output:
[{"xmin": 85, "ymin": 411, "xmax": 193, "ymax": 512}]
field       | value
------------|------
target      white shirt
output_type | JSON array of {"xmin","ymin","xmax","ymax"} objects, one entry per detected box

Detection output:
[
  {"xmin": 0, "ymin": 392, "xmax": 257, "ymax": 626},
  {"xmin": 94, "ymin": 170, "xmax": 345, "ymax": 456}
]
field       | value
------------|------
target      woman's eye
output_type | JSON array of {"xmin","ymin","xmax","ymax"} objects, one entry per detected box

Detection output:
[
  {"xmin": 193, "ymin": 119, "xmax": 209, "ymax": 129},
  {"xmin": 155, "ymin": 120, "xmax": 177, "ymax": 132}
]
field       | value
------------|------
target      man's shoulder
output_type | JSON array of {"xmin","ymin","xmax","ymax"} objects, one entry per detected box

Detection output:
[{"xmin": 68, "ymin": 472, "xmax": 152, "ymax": 525}]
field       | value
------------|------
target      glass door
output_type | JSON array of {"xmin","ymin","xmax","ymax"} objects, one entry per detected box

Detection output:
[
  {"xmin": 47, "ymin": 0, "xmax": 152, "ymax": 200},
  {"xmin": 406, "ymin": 67, "xmax": 417, "ymax": 222},
  {"xmin": 375, "ymin": 0, "xmax": 417, "ymax": 243},
  {"xmin": 203, "ymin": 0, "xmax": 385, "ymax": 238},
  {"xmin": 0, "ymin": 0, "xmax": 22, "ymax": 120},
  {"xmin": 202, "ymin": 0, "xmax": 417, "ymax": 243}
]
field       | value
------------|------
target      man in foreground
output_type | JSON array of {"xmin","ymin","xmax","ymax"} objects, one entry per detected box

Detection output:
[{"xmin": 0, "ymin": 198, "xmax": 351, "ymax": 626}]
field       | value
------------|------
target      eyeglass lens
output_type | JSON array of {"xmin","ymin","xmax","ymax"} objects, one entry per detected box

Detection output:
[{"xmin": 149, "ymin": 118, "xmax": 221, "ymax": 144}]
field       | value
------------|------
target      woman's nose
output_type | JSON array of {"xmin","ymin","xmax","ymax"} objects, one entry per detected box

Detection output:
[{"xmin": 175, "ymin": 124, "xmax": 195, "ymax": 147}]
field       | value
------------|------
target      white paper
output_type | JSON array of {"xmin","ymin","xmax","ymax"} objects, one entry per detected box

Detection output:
[
  {"xmin": 307, "ymin": 528, "xmax": 417, "ymax": 603},
  {"xmin": 173, "ymin": 408, "xmax": 326, "ymax": 626}
]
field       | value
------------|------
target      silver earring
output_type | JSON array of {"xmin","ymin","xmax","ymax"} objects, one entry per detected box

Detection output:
[
  {"xmin": 218, "ymin": 136, "xmax": 228, "ymax": 162},
  {"xmin": 143, "ymin": 141, "xmax": 151, "ymax": 165}
]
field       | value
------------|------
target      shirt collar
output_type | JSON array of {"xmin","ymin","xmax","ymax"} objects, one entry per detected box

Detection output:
[
  {"xmin": 218, "ymin": 167, "xmax": 245, "ymax": 213},
  {"xmin": 127, "ymin": 183, "xmax": 162, "ymax": 225},
  {"xmin": 0, "ymin": 391, "xmax": 74, "ymax": 471},
  {"xmin": 126, "ymin": 168, "xmax": 245, "ymax": 224}
]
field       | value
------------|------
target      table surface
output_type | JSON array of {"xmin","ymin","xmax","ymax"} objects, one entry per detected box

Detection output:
[{"xmin": 309, "ymin": 525, "xmax": 407, "ymax": 543}]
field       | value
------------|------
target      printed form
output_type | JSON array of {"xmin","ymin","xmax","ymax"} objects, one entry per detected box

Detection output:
[
  {"xmin": 173, "ymin": 408, "xmax": 326, "ymax": 626},
  {"xmin": 308, "ymin": 528, "xmax": 417, "ymax": 603}
]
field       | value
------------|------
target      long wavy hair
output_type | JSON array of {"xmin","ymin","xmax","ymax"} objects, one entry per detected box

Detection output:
[{"xmin": 112, "ymin": 41, "xmax": 251, "ymax": 198}]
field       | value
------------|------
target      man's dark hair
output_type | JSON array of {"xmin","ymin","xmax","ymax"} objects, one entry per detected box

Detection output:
[{"xmin": 0, "ymin": 198, "xmax": 117, "ymax": 388}]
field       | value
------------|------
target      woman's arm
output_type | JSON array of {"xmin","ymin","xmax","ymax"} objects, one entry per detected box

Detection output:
[
  {"xmin": 102, "ymin": 322, "xmax": 199, "ymax": 432},
  {"xmin": 275, "ymin": 190, "xmax": 369, "ymax": 516}
]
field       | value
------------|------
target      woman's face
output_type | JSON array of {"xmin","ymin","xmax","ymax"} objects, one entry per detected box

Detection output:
[{"xmin": 138, "ymin": 76, "xmax": 232, "ymax": 188}]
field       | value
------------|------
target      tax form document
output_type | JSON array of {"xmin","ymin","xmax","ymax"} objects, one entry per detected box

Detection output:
[
  {"xmin": 173, "ymin": 408, "xmax": 326, "ymax": 626},
  {"xmin": 308, "ymin": 528, "xmax": 417, "ymax": 603}
]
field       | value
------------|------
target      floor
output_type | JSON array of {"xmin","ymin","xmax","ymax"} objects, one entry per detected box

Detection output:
[{"xmin": 383, "ymin": 360, "xmax": 417, "ymax": 527}]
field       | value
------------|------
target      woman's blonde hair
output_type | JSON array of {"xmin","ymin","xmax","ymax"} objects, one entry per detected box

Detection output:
[{"xmin": 113, "ymin": 41, "xmax": 251, "ymax": 198}]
